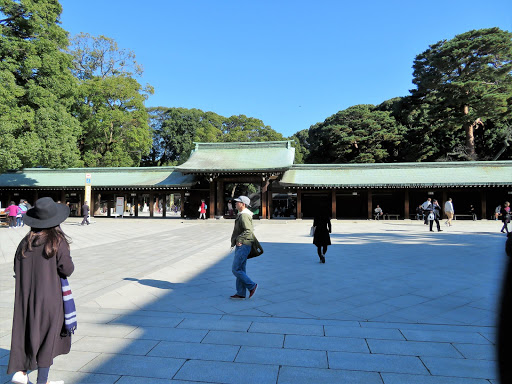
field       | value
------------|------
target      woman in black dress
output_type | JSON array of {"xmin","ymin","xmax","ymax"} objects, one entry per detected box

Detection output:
[{"xmin": 313, "ymin": 213, "xmax": 331, "ymax": 263}]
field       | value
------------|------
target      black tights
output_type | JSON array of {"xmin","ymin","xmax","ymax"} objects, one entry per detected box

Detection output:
[
  {"xmin": 317, "ymin": 245, "xmax": 327, "ymax": 257},
  {"xmin": 502, "ymin": 223, "xmax": 509, "ymax": 233},
  {"xmin": 37, "ymin": 367, "xmax": 50, "ymax": 384}
]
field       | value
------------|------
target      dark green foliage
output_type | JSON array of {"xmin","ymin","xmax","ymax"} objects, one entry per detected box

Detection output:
[
  {"xmin": 0, "ymin": 0, "xmax": 82, "ymax": 171},
  {"xmin": 70, "ymin": 33, "xmax": 153, "ymax": 167},
  {"xmin": 411, "ymin": 27, "xmax": 512, "ymax": 159},
  {"xmin": 307, "ymin": 105, "xmax": 404, "ymax": 163}
]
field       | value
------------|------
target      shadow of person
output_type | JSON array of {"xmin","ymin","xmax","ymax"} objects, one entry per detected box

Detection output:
[{"xmin": 123, "ymin": 277, "xmax": 177, "ymax": 289}]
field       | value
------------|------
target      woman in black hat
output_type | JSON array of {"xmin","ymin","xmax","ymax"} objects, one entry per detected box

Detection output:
[{"xmin": 7, "ymin": 197, "xmax": 74, "ymax": 384}]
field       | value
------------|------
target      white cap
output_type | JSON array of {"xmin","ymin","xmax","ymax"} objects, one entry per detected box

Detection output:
[{"xmin": 234, "ymin": 196, "xmax": 251, "ymax": 207}]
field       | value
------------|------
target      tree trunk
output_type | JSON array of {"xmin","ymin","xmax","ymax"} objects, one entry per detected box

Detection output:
[{"xmin": 463, "ymin": 105, "xmax": 481, "ymax": 158}]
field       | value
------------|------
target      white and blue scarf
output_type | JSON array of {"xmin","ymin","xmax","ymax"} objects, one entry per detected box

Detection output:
[{"xmin": 61, "ymin": 277, "xmax": 77, "ymax": 335}]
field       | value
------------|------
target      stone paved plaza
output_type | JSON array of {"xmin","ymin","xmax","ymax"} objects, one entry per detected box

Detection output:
[{"xmin": 0, "ymin": 217, "xmax": 507, "ymax": 383}]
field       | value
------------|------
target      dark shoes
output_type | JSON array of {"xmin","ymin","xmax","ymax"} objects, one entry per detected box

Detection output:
[
  {"xmin": 438, "ymin": 229, "xmax": 443, "ymax": 232},
  {"xmin": 249, "ymin": 284, "xmax": 258, "ymax": 298},
  {"xmin": 230, "ymin": 294, "xmax": 245, "ymax": 300},
  {"xmin": 320, "ymin": 255, "xmax": 326, "ymax": 263}
]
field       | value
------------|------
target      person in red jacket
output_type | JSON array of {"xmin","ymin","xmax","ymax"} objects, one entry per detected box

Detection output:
[{"xmin": 5, "ymin": 201, "xmax": 20, "ymax": 229}]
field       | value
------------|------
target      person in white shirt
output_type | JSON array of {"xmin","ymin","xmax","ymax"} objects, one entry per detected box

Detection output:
[
  {"xmin": 444, "ymin": 198, "xmax": 454, "ymax": 226},
  {"xmin": 421, "ymin": 198, "xmax": 432, "ymax": 225}
]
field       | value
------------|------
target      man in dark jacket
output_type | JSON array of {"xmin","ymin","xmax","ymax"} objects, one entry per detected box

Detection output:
[
  {"xmin": 428, "ymin": 199, "xmax": 443, "ymax": 232},
  {"xmin": 81, "ymin": 201, "xmax": 90, "ymax": 225}
]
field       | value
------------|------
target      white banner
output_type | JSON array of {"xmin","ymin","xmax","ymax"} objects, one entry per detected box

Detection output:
[{"xmin": 115, "ymin": 197, "xmax": 124, "ymax": 217}]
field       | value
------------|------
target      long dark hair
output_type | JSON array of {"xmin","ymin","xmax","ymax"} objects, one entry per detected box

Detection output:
[{"xmin": 21, "ymin": 226, "xmax": 71, "ymax": 259}]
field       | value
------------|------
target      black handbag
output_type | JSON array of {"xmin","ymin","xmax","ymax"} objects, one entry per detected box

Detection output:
[{"xmin": 248, "ymin": 236, "xmax": 264, "ymax": 259}]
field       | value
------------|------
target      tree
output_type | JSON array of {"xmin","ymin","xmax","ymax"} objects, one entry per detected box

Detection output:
[
  {"xmin": 289, "ymin": 129, "xmax": 310, "ymax": 164},
  {"xmin": 69, "ymin": 33, "xmax": 153, "ymax": 167},
  {"xmin": 307, "ymin": 105, "xmax": 404, "ymax": 163},
  {"xmin": 411, "ymin": 28, "xmax": 512, "ymax": 159},
  {"xmin": 222, "ymin": 115, "xmax": 285, "ymax": 142},
  {"xmin": 0, "ymin": 0, "xmax": 82, "ymax": 171}
]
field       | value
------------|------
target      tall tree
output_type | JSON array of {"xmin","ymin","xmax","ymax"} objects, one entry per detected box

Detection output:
[
  {"xmin": 69, "ymin": 33, "xmax": 153, "ymax": 167},
  {"xmin": 222, "ymin": 115, "xmax": 285, "ymax": 142},
  {"xmin": 411, "ymin": 28, "xmax": 512, "ymax": 159},
  {"xmin": 0, "ymin": 0, "xmax": 81, "ymax": 171},
  {"xmin": 308, "ymin": 105, "xmax": 404, "ymax": 163}
]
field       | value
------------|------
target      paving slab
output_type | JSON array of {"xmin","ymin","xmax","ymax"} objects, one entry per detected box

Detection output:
[{"xmin": 0, "ymin": 219, "xmax": 506, "ymax": 383}]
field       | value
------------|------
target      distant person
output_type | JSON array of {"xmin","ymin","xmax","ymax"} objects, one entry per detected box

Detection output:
[
  {"xmin": 501, "ymin": 201, "xmax": 510, "ymax": 234},
  {"xmin": 230, "ymin": 196, "xmax": 258, "ymax": 300},
  {"xmin": 416, "ymin": 204, "xmax": 424, "ymax": 221},
  {"xmin": 374, "ymin": 205, "xmax": 384, "ymax": 220},
  {"xmin": 428, "ymin": 199, "xmax": 442, "ymax": 232},
  {"xmin": 18, "ymin": 200, "xmax": 29, "ymax": 227},
  {"xmin": 199, "ymin": 199, "xmax": 207, "ymax": 220},
  {"xmin": 227, "ymin": 200, "xmax": 234, "ymax": 216},
  {"xmin": 495, "ymin": 205, "xmax": 502, "ymax": 221},
  {"xmin": 6, "ymin": 201, "xmax": 19, "ymax": 229},
  {"xmin": 444, "ymin": 198, "xmax": 454, "ymax": 226},
  {"xmin": 469, "ymin": 204, "xmax": 477, "ymax": 220},
  {"xmin": 8, "ymin": 197, "xmax": 74, "ymax": 384},
  {"xmin": 81, "ymin": 201, "xmax": 90, "ymax": 225},
  {"xmin": 421, "ymin": 198, "xmax": 432, "ymax": 225},
  {"xmin": 313, "ymin": 212, "xmax": 332, "ymax": 263}
]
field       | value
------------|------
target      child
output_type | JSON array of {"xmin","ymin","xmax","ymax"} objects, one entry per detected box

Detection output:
[{"xmin": 8, "ymin": 197, "xmax": 74, "ymax": 384}]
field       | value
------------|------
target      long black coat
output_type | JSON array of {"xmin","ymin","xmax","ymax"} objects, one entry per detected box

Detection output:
[
  {"xmin": 8, "ymin": 238, "xmax": 74, "ymax": 373},
  {"xmin": 313, "ymin": 216, "xmax": 332, "ymax": 247}
]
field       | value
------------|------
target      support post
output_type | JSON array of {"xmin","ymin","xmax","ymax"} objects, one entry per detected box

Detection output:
[
  {"xmin": 262, "ymin": 179, "xmax": 270, "ymax": 219},
  {"xmin": 367, "ymin": 189, "xmax": 373, "ymax": 220},
  {"xmin": 149, "ymin": 193, "xmax": 154, "ymax": 217},
  {"xmin": 404, "ymin": 190, "xmax": 409, "ymax": 219},
  {"xmin": 134, "ymin": 195, "xmax": 139, "ymax": 217},
  {"xmin": 481, "ymin": 190, "xmax": 486, "ymax": 220},
  {"xmin": 210, "ymin": 180, "xmax": 216, "ymax": 219},
  {"xmin": 162, "ymin": 194, "xmax": 167, "ymax": 217},
  {"xmin": 297, "ymin": 189, "xmax": 302, "ymax": 219},
  {"xmin": 216, "ymin": 179, "xmax": 223, "ymax": 218},
  {"xmin": 331, "ymin": 189, "xmax": 336, "ymax": 219}
]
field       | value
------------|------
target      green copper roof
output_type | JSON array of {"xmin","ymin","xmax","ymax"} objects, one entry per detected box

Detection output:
[
  {"xmin": 0, "ymin": 167, "xmax": 197, "ymax": 188},
  {"xmin": 280, "ymin": 161, "xmax": 512, "ymax": 188},
  {"xmin": 177, "ymin": 141, "xmax": 295, "ymax": 173}
]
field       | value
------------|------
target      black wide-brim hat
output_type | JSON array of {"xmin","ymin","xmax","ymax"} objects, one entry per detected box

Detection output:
[{"xmin": 24, "ymin": 197, "xmax": 70, "ymax": 229}]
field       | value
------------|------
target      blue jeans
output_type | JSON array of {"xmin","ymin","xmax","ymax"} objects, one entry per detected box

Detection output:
[{"xmin": 232, "ymin": 244, "xmax": 256, "ymax": 297}]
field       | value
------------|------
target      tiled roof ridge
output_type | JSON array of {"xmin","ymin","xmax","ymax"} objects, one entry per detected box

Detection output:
[
  {"xmin": 290, "ymin": 160, "xmax": 512, "ymax": 169},
  {"xmin": 193, "ymin": 141, "xmax": 292, "ymax": 150},
  {"xmin": 7, "ymin": 166, "xmax": 178, "ymax": 173}
]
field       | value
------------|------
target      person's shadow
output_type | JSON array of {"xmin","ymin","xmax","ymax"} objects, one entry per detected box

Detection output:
[{"xmin": 123, "ymin": 277, "xmax": 178, "ymax": 289}]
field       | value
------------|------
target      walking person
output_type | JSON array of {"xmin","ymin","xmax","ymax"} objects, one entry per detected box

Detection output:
[
  {"xmin": 81, "ymin": 201, "xmax": 89, "ymax": 225},
  {"xmin": 6, "ymin": 201, "xmax": 20, "ymax": 229},
  {"xmin": 313, "ymin": 211, "xmax": 332, "ymax": 263},
  {"xmin": 444, "ymin": 198, "xmax": 454, "ymax": 226},
  {"xmin": 501, "ymin": 201, "xmax": 510, "ymax": 234},
  {"xmin": 7, "ymin": 197, "xmax": 74, "ymax": 384},
  {"xmin": 199, "ymin": 199, "xmax": 207, "ymax": 220},
  {"xmin": 374, "ymin": 205, "xmax": 384, "ymax": 220},
  {"xmin": 429, "ymin": 199, "xmax": 443, "ymax": 232},
  {"xmin": 230, "ymin": 196, "xmax": 258, "ymax": 300},
  {"xmin": 421, "ymin": 198, "xmax": 432, "ymax": 225}
]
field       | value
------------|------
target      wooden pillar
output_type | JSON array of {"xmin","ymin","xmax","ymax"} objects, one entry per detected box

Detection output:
[
  {"xmin": 268, "ymin": 183, "xmax": 273, "ymax": 219},
  {"xmin": 210, "ymin": 180, "xmax": 216, "ymax": 219},
  {"xmin": 134, "ymin": 195, "xmax": 139, "ymax": 217},
  {"xmin": 367, "ymin": 189, "xmax": 373, "ymax": 219},
  {"xmin": 481, "ymin": 190, "xmax": 486, "ymax": 220},
  {"xmin": 216, "ymin": 179, "xmax": 223, "ymax": 218},
  {"xmin": 33, "ymin": 191, "xmax": 38, "ymax": 204},
  {"xmin": 442, "ymin": 190, "xmax": 447, "ymax": 207},
  {"xmin": 331, "ymin": 189, "xmax": 336, "ymax": 219},
  {"xmin": 180, "ymin": 192, "xmax": 185, "ymax": 218},
  {"xmin": 149, "ymin": 193, "xmax": 154, "ymax": 217},
  {"xmin": 404, "ymin": 190, "xmax": 409, "ymax": 219},
  {"xmin": 262, "ymin": 179, "xmax": 270, "ymax": 219},
  {"xmin": 60, "ymin": 190, "xmax": 66, "ymax": 203},
  {"xmin": 162, "ymin": 194, "xmax": 167, "ymax": 217},
  {"xmin": 297, "ymin": 189, "xmax": 302, "ymax": 219}
]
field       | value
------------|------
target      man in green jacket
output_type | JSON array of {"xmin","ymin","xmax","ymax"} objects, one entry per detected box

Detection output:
[{"xmin": 230, "ymin": 196, "xmax": 258, "ymax": 299}]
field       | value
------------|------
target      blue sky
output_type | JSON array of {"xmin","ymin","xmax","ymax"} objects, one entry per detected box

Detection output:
[{"xmin": 59, "ymin": 1, "xmax": 512, "ymax": 137}]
